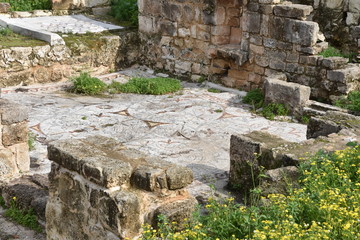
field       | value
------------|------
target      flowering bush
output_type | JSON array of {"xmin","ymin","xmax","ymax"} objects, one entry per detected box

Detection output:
[{"xmin": 142, "ymin": 145, "xmax": 360, "ymax": 239}]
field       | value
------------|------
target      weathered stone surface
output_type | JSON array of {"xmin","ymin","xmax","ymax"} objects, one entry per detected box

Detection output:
[
  {"xmin": 307, "ymin": 111, "xmax": 360, "ymax": 138},
  {"xmin": 264, "ymin": 78, "xmax": 311, "ymax": 114},
  {"xmin": 283, "ymin": 19, "xmax": 319, "ymax": 46},
  {"xmin": 321, "ymin": 57, "xmax": 348, "ymax": 69},
  {"xmin": 260, "ymin": 166, "xmax": 299, "ymax": 195},
  {"xmin": 273, "ymin": 4, "xmax": 313, "ymax": 19},
  {"xmin": 1, "ymin": 174, "xmax": 48, "ymax": 220},
  {"xmin": 2, "ymin": 122, "xmax": 28, "ymax": 147},
  {"xmin": 46, "ymin": 135, "xmax": 195, "ymax": 239},
  {"xmin": 0, "ymin": 2, "xmax": 10, "ymax": 13},
  {"xmin": 0, "ymin": 99, "xmax": 29, "ymax": 124}
]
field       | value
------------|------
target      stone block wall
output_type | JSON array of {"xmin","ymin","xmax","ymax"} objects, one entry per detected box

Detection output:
[
  {"xmin": 138, "ymin": 0, "xmax": 245, "ymax": 79},
  {"xmin": 290, "ymin": 0, "xmax": 360, "ymax": 50},
  {"xmin": 51, "ymin": 0, "xmax": 110, "ymax": 11},
  {"xmin": 0, "ymin": 33, "xmax": 140, "ymax": 87},
  {"xmin": 0, "ymin": 99, "xmax": 29, "ymax": 179},
  {"xmin": 46, "ymin": 136, "xmax": 196, "ymax": 240}
]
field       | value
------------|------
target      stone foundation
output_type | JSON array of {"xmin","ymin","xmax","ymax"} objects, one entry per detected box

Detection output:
[
  {"xmin": 0, "ymin": 32, "xmax": 140, "ymax": 87},
  {"xmin": 0, "ymin": 99, "xmax": 29, "ymax": 179},
  {"xmin": 46, "ymin": 136, "xmax": 196, "ymax": 240}
]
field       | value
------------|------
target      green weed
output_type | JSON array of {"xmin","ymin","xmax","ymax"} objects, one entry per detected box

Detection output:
[
  {"xmin": 142, "ymin": 145, "xmax": 360, "ymax": 240},
  {"xmin": 70, "ymin": 72, "xmax": 107, "ymax": 95},
  {"xmin": 4, "ymin": 197, "xmax": 42, "ymax": 233},
  {"xmin": 214, "ymin": 109, "xmax": 223, "ymax": 113},
  {"xmin": 300, "ymin": 115, "xmax": 310, "ymax": 124},
  {"xmin": 335, "ymin": 91, "xmax": 360, "ymax": 113},
  {"xmin": 0, "ymin": 196, "xmax": 5, "ymax": 208},
  {"xmin": 28, "ymin": 132, "xmax": 36, "ymax": 151},
  {"xmin": 108, "ymin": 77, "xmax": 182, "ymax": 95},
  {"xmin": 261, "ymin": 103, "xmax": 289, "ymax": 120},
  {"xmin": 2, "ymin": 0, "xmax": 51, "ymax": 11},
  {"xmin": 319, "ymin": 46, "xmax": 354, "ymax": 62},
  {"xmin": 0, "ymin": 27, "xmax": 13, "ymax": 36},
  {"xmin": 243, "ymin": 89, "xmax": 264, "ymax": 110},
  {"xmin": 207, "ymin": 88, "xmax": 221, "ymax": 93},
  {"xmin": 110, "ymin": 0, "xmax": 138, "ymax": 27}
]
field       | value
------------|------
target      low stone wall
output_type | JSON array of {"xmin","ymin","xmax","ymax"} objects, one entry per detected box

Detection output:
[
  {"xmin": 0, "ymin": 32, "xmax": 140, "ymax": 87},
  {"xmin": 46, "ymin": 136, "xmax": 196, "ymax": 240},
  {"xmin": 0, "ymin": 99, "xmax": 29, "ymax": 179}
]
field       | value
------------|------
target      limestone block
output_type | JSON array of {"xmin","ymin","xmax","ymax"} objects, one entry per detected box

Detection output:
[
  {"xmin": 8, "ymin": 142, "xmax": 30, "ymax": 173},
  {"xmin": 0, "ymin": 2, "xmax": 10, "ymax": 13},
  {"xmin": 0, "ymin": 99, "xmax": 29, "ymax": 125},
  {"xmin": 243, "ymin": 12, "xmax": 261, "ymax": 33},
  {"xmin": 2, "ymin": 122, "xmax": 28, "ymax": 147},
  {"xmin": 260, "ymin": 166, "xmax": 299, "ymax": 195},
  {"xmin": 92, "ymin": 6, "xmax": 111, "ymax": 16},
  {"xmin": 273, "ymin": 4, "xmax": 313, "ymax": 19},
  {"xmin": 139, "ymin": 16, "xmax": 158, "ymax": 34},
  {"xmin": 346, "ymin": 12, "xmax": 360, "ymax": 25},
  {"xmin": 327, "ymin": 65, "xmax": 360, "ymax": 84},
  {"xmin": 283, "ymin": 19, "xmax": 319, "ymax": 46},
  {"xmin": 323, "ymin": 0, "xmax": 345, "ymax": 9},
  {"xmin": 264, "ymin": 78, "xmax": 311, "ymax": 114},
  {"xmin": 321, "ymin": 57, "xmax": 348, "ymax": 69},
  {"xmin": 307, "ymin": 111, "xmax": 360, "ymax": 138},
  {"xmin": 0, "ymin": 148, "xmax": 16, "ymax": 177},
  {"xmin": 349, "ymin": 0, "xmax": 360, "ymax": 12}
]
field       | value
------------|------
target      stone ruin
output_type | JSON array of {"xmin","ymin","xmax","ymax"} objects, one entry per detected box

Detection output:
[
  {"xmin": 0, "ymin": 99, "xmax": 29, "ymax": 179},
  {"xmin": 46, "ymin": 136, "xmax": 196, "ymax": 239}
]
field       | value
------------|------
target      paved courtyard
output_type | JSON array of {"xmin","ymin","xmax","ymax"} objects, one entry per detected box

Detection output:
[{"xmin": 0, "ymin": 70, "xmax": 307, "ymax": 238}]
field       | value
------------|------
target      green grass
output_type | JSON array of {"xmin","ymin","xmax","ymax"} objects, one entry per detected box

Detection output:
[
  {"xmin": 142, "ymin": 145, "xmax": 360, "ymax": 240},
  {"xmin": 2, "ymin": 0, "xmax": 51, "ymax": 11},
  {"xmin": 0, "ymin": 196, "xmax": 6, "ymax": 208},
  {"xmin": 3, "ymin": 197, "xmax": 42, "ymax": 233},
  {"xmin": 28, "ymin": 132, "xmax": 36, "ymax": 151},
  {"xmin": 0, "ymin": 28, "xmax": 47, "ymax": 49},
  {"xmin": 319, "ymin": 46, "xmax": 354, "ymax": 62},
  {"xmin": 70, "ymin": 72, "xmax": 107, "ymax": 95},
  {"xmin": 108, "ymin": 77, "xmax": 182, "ymax": 95},
  {"xmin": 261, "ymin": 103, "xmax": 289, "ymax": 120},
  {"xmin": 242, "ymin": 89, "xmax": 264, "ymax": 110},
  {"xmin": 110, "ymin": 0, "xmax": 138, "ymax": 27},
  {"xmin": 208, "ymin": 88, "xmax": 221, "ymax": 93},
  {"xmin": 335, "ymin": 91, "xmax": 360, "ymax": 113}
]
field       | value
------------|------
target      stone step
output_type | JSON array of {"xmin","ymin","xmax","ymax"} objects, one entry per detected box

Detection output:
[
  {"xmin": 308, "ymin": 100, "xmax": 348, "ymax": 112},
  {"xmin": 215, "ymin": 44, "xmax": 248, "ymax": 66},
  {"xmin": 273, "ymin": 3, "xmax": 313, "ymax": 20}
]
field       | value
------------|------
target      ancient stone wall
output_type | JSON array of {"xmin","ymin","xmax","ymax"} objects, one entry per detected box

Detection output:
[
  {"xmin": 290, "ymin": 0, "xmax": 360, "ymax": 51},
  {"xmin": 138, "ymin": 0, "xmax": 245, "ymax": 81},
  {"xmin": 0, "ymin": 99, "xmax": 29, "ymax": 179},
  {"xmin": 46, "ymin": 136, "xmax": 196, "ymax": 240},
  {"xmin": 138, "ymin": 0, "xmax": 359, "ymax": 99},
  {"xmin": 51, "ymin": 0, "xmax": 110, "ymax": 12},
  {"xmin": 0, "ymin": 32, "xmax": 139, "ymax": 87}
]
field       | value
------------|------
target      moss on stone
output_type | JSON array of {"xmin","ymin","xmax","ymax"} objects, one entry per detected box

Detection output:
[{"xmin": 0, "ymin": 32, "xmax": 47, "ymax": 49}]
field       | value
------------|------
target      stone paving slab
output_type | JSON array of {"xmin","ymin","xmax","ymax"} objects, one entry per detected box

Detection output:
[{"xmin": 2, "ymin": 72, "xmax": 307, "ymax": 196}]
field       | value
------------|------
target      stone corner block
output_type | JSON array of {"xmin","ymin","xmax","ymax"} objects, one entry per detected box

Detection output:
[
  {"xmin": 273, "ymin": 4, "xmax": 313, "ymax": 19},
  {"xmin": 0, "ymin": 99, "xmax": 29, "ymax": 125},
  {"xmin": 264, "ymin": 77, "xmax": 311, "ymax": 114}
]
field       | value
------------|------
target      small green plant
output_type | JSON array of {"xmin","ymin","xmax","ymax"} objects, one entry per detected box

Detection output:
[
  {"xmin": 261, "ymin": 103, "xmax": 289, "ymax": 120},
  {"xmin": 28, "ymin": 131, "xmax": 36, "ymax": 151},
  {"xmin": 243, "ymin": 89, "xmax": 264, "ymax": 110},
  {"xmin": 0, "ymin": 27, "xmax": 13, "ymax": 36},
  {"xmin": 335, "ymin": 91, "xmax": 360, "ymax": 113},
  {"xmin": 300, "ymin": 115, "xmax": 310, "ymax": 124},
  {"xmin": 110, "ymin": 0, "xmax": 138, "ymax": 26},
  {"xmin": 0, "ymin": 196, "xmax": 6, "ymax": 208},
  {"xmin": 214, "ymin": 109, "xmax": 223, "ymax": 113},
  {"xmin": 208, "ymin": 88, "xmax": 221, "ymax": 93},
  {"xmin": 81, "ymin": 116, "xmax": 87, "ymax": 120},
  {"xmin": 4, "ymin": 197, "xmax": 42, "ymax": 233},
  {"xmin": 70, "ymin": 72, "xmax": 107, "ymax": 95},
  {"xmin": 319, "ymin": 46, "xmax": 354, "ymax": 62},
  {"xmin": 2, "ymin": 0, "xmax": 51, "ymax": 11},
  {"xmin": 108, "ymin": 77, "xmax": 182, "ymax": 95}
]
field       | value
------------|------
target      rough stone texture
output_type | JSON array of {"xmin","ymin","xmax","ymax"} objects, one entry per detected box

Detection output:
[
  {"xmin": 0, "ymin": 32, "xmax": 140, "ymax": 86},
  {"xmin": 46, "ymin": 135, "xmax": 196, "ymax": 239},
  {"xmin": 260, "ymin": 166, "xmax": 299, "ymax": 196},
  {"xmin": 0, "ymin": 3, "xmax": 10, "ymax": 13},
  {"xmin": 273, "ymin": 4, "xmax": 313, "ymax": 19},
  {"xmin": 264, "ymin": 77, "xmax": 311, "ymax": 114},
  {"xmin": 0, "ymin": 99, "xmax": 29, "ymax": 179},
  {"xmin": 230, "ymin": 128, "xmax": 360, "ymax": 193},
  {"xmin": 307, "ymin": 111, "xmax": 360, "ymax": 138},
  {"xmin": 52, "ymin": 0, "xmax": 110, "ymax": 10},
  {"xmin": 1, "ymin": 174, "xmax": 48, "ymax": 221}
]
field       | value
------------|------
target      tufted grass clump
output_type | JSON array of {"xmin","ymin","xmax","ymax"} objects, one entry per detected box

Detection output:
[
  {"xmin": 110, "ymin": 0, "xmax": 138, "ymax": 27},
  {"xmin": 335, "ymin": 91, "xmax": 360, "ymax": 113},
  {"xmin": 2, "ymin": 0, "xmax": 51, "ymax": 11},
  {"xmin": 0, "ymin": 27, "xmax": 13, "ymax": 36},
  {"xmin": 142, "ymin": 144, "xmax": 360, "ymax": 240},
  {"xmin": 242, "ymin": 89, "xmax": 264, "ymax": 110},
  {"xmin": 261, "ymin": 103, "xmax": 289, "ymax": 120},
  {"xmin": 108, "ymin": 77, "xmax": 182, "ymax": 95},
  {"xmin": 4, "ymin": 197, "xmax": 42, "ymax": 233},
  {"xmin": 70, "ymin": 72, "xmax": 107, "ymax": 95}
]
